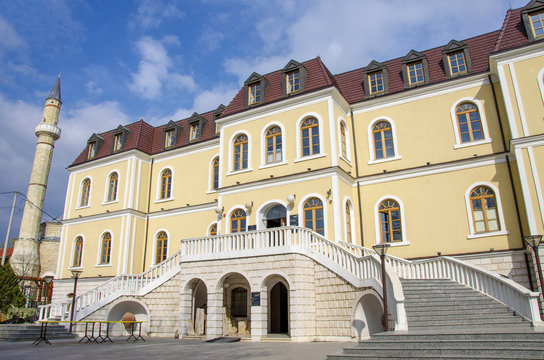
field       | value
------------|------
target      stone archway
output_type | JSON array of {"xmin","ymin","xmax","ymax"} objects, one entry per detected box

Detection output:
[
  {"xmin": 351, "ymin": 289, "xmax": 384, "ymax": 341},
  {"xmin": 269, "ymin": 282, "xmax": 288, "ymax": 334},
  {"xmin": 106, "ymin": 299, "xmax": 149, "ymax": 336},
  {"xmin": 221, "ymin": 273, "xmax": 251, "ymax": 336},
  {"xmin": 265, "ymin": 204, "xmax": 287, "ymax": 228},
  {"xmin": 182, "ymin": 278, "xmax": 208, "ymax": 336}
]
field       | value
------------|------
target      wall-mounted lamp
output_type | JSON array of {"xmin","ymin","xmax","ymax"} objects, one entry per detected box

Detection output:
[
  {"xmin": 287, "ymin": 194, "xmax": 296, "ymax": 203},
  {"xmin": 245, "ymin": 201, "xmax": 253, "ymax": 210},
  {"xmin": 215, "ymin": 206, "xmax": 224, "ymax": 214},
  {"xmin": 326, "ymin": 189, "xmax": 332, "ymax": 197}
]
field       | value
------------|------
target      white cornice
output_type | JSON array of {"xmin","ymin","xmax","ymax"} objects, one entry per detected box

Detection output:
[
  {"xmin": 490, "ymin": 41, "xmax": 544, "ymax": 66},
  {"xmin": 352, "ymin": 74, "xmax": 490, "ymax": 114},
  {"xmin": 218, "ymin": 166, "xmax": 354, "ymax": 195},
  {"xmin": 511, "ymin": 134, "xmax": 544, "ymax": 148},
  {"xmin": 153, "ymin": 138, "xmax": 220, "ymax": 163},
  {"xmin": 68, "ymin": 151, "xmax": 151, "ymax": 174},
  {"xmin": 217, "ymin": 87, "xmax": 349, "ymax": 130},
  {"xmin": 356, "ymin": 153, "xmax": 511, "ymax": 186},
  {"xmin": 63, "ymin": 208, "xmax": 146, "ymax": 224},
  {"xmin": 148, "ymin": 202, "xmax": 217, "ymax": 219}
]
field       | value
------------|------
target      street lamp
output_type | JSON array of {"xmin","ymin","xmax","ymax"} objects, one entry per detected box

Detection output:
[
  {"xmin": 69, "ymin": 270, "xmax": 82, "ymax": 333},
  {"xmin": 43, "ymin": 275, "xmax": 54, "ymax": 304},
  {"xmin": 373, "ymin": 243, "xmax": 391, "ymax": 331},
  {"xmin": 523, "ymin": 235, "xmax": 544, "ymax": 299}
]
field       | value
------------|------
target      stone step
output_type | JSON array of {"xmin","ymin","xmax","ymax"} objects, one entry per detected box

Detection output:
[
  {"xmin": 0, "ymin": 324, "xmax": 74, "ymax": 342},
  {"xmin": 405, "ymin": 307, "xmax": 512, "ymax": 317},
  {"xmin": 406, "ymin": 312, "xmax": 522, "ymax": 322},
  {"xmin": 372, "ymin": 329, "xmax": 544, "ymax": 341},
  {"xmin": 340, "ymin": 347, "xmax": 544, "ymax": 358}
]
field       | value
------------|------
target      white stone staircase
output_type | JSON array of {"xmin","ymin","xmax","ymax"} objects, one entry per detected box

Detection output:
[{"xmin": 38, "ymin": 250, "xmax": 182, "ymax": 321}]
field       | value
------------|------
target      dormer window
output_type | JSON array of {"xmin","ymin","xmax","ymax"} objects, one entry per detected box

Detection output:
[
  {"xmin": 189, "ymin": 122, "xmax": 200, "ymax": 140},
  {"xmin": 286, "ymin": 70, "xmax": 301, "ymax": 94},
  {"xmin": 282, "ymin": 60, "xmax": 307, "ymax": 97},
  {"xmin": 442, "ymin": 40, "xmax": 471, "ymax": 78},
  {"xmin": 111, "ymin": 125, "xmax": 131, "ymax": 153},
  {"xmin": 363, "ymin": 60, "xmax": 388, "ymax": 98},
  {"xmin": 86, "ymin": 133, "xmax": 105, "ymax": 160},
  {"xmin": 522, "ymin": 1, "xmax": 544, "ymax": 41},
  {"xmin": 448, "ymin": 51, "xmax": 467, "ymax": 76},
  {"xmin": 113, "ymin": 134, "xmax": 122, "ymax": 151},
  {"xmin": 88, "ymin": 142, "xmax": 97, "ymax": 159},
  {"xmin": 165, "ymin": 129, "xmax": 176, "ymax": 148},
  {"xmin": 248, "ymin": 83, "xmax": 262, "ymax": 105},
  {"xmin": 407, "ymin": 62, "xmax": 424, "ymax": 85},
  {"xmin": 369, "ymin": 71, "xmax": 384, "ymax": 95},
  {"xmin": 401, "ymin": 50, "xmax": 429, "ymax": 89},
  {"xmin": 163, "ymin": 120, "xmax": 182, "ymax": 150}
]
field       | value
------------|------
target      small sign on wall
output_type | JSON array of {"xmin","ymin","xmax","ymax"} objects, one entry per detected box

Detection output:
[
  {"xmin": 251, "ymin": 292, "xmax": 260, "ymax": 306},
  {"xmin": 289, "ymin": 214, "xmax": 298, "ymax": 226},
  {"xmin": 248, "ymin": 225, "xmax": 257, "ymax": 231}
]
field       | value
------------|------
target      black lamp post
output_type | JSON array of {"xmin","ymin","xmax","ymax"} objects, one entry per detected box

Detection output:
[
  {"xmin": 43, "ymin": 275, "xmax": 54, "ymax": 304},
  {"xmin": 373, "ymin": 243, "xmax": 391, "ymax": 331},
  {"xmin": 524, "ymin": 235, "xmax": 544, "ymax": 299},
  {"xmin": 69, "ymin": 270, "xmax": 82, "ymax": 333}
]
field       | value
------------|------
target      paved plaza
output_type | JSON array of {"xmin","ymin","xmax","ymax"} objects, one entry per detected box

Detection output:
[{"xmin": 0, "ymin": 338, "xmax": 349, "ymax": 360}]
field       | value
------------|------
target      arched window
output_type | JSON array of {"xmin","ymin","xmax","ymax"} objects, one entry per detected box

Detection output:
[
  {"xmin": 303, "ymin": 197, "xmax": 324, "ymax": 235},
  {"xmin": 379, "ymin": 199, "xmax": 402, "ymax": 243},
  {"xmin": 373, "ymin": 121, "xmax": 394, "ymax": 160},
  {"xmin": 231, "ymin": 287, "xmax": 248, "ymax": 317},
  {"xmin": 80, "ymin": 178, "xmax": 91, "ymax": 207},
  {"xmin": 301, "ymin": 117, "xmax": 320, "ymax": 156},
  {"xmin": 233, "ymin": 134, "xmax": 248, "ymax": 171},
  {"xmin": 155, "ymin": 231, "xmax": 168, "ymax": 264},
  {"xmin": 73, "ymin": 236, "xmax": 83, "ymax": 267},
  {"xmin": 107, "ymin": 172, "xmax": 118, "ymax": 202},
  {"xmin": 230, "ymin": 209, "xmax": 247, "ymax": 233},
  {"xmin": 100, "ymin": 232, "xmax": 111, "ymax": 264},
  {"xmin": 456, "ymin": 103, "xmax": 483, "ymax": 143},
  {"xmin": 209, "ymin": 223, "xmax": 217, "ymax": 236},
  {"xmin": 470, "ymin": 186, "xmax": 500, "ymax": 233},
  {"xmin": 345, "ymin": 202, "xmax": 352, "ymax": 243},
  {"xmin": 265, "ymin": 126, "xmax": 282, "ymax": 164},
  {"xmin": 160, "ymin": 169, "xmax": 172, "ymax": 199},
  {"xmin": 340, "ymin": 122, "xmax": 347, "ymax": 159},
  {"xmin": 212, "ymin": 157, "xmax": 219, "ymax": 190}
]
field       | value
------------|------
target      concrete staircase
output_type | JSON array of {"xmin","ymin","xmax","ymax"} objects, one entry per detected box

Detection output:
[
  {"xmin": 0, "ymin": 324, "xmax": 75, "ymax": 342},
  {"xmin": 328, "ymin": 279, "xmax": 544, "ymax": 359}
]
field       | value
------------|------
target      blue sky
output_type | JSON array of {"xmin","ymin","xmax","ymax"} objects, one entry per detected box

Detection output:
[{"xmin": 0, "ymin": 0, "xmax": 528, "ymax": 246}]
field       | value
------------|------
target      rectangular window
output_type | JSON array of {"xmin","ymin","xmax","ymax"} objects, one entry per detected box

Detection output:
[
  {"xmin": 530, "ymin": 11, "xmax": 544, "ymax": 38},
  {"xmin": 113, "ymin": 134, "xmax": 122, "ymax": 152},
  {"xmin": 248, "ymin": 83, "xmax": 261, "ymax": 105},
  {"xmin": 369, "ymin": 71, "xmax": 384, "ymax": 94},
  {"xmin": 407, "ymin": 62, "xmax": 424, "ymax": 85},
  {"xmin": 189, "ymin": 123, "xmax": 200, "ymax": 141},
  {"xmin": 165, "ymin": 129, "xmax": 176, "ymax": 148},
  {"xmin": 448, "ymin": 51, "xmax": 467, "ymax": 75},
  {"xmin": 87, "ymin": 142, "xmax": 97, "ymax": 159},
  {"xmin": 286, "ymin": 70, "xmax": 300, "ymax": 94}
]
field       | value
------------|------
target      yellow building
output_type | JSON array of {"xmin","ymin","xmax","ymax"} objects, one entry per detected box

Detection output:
[{"xmin": 47, "ymin": 1, "xmax": 544, "ymax": 342}]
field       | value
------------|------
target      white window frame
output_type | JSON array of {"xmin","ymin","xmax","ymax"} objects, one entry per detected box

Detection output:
[
  {"xmin": 207, "ymin": 154, "xmax": 220, "ymax": 193},
  {"xmin": 207, "ymin": 222, "xmax": 219, "ymax": 236},
  {"xmin": 152, "ymin": 229, "xmax": 170, "ymax": 265},
  {"xmin": 343, "ymin": 197, "xmax": 356, "ymax": 244},
  {"xmin": 367, "ymin": 116, "xmax": 402, "ymax": 164},
  {"xmin": 69, "ymin": 235, "xmax": 85, "ymax": 270},
  {"xmin": 77, "ymin": 176, "xmax": 93, "ymax": 209},
  {"xmin": 450, "ymin": 98, "xmax": 492, "ymax": 149},
  {"xmin": 256, "ymin": 199, "xmax": 290, "ymax": 230},
  {"xmin": 155, "ymin": 166, "xmax": 174, "ymax": 203},
  {"xmin": 96, "ymin": 230, "xmax": 114, "ymax": 267},
  {"xmin": 338, "ymin": 117, "xmax": 352, "ymax": 164},
  {"xmin": 227, "ymin": 131, "xmax": 253, "ymax": 175},
  {"xmin": 103, "ymin": 170, "xmax": 120, "ymax": 204},
  {"xmin": 295, "ymin": 112, "xmax": 326, "ymax": 162},
  {"xmin": 260, "ymin": 122, "xmax": 288, "ymax": 169},
  {"xmin": 538, "ymin": 67, "xmax": 544, "ymax": 106},
  {"xmin": 374, "ymin": 195, "xmax": 409, "ymax": 247},
  {"xmin": 298, "ymin": 193, "xmax": 328, "ymax": 238},
  {"xmin": 464, "ymin": 182, "xmax": 509, "ymax": 239}
]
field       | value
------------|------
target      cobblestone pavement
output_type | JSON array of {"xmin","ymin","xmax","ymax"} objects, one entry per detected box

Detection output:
[{"xmin": 0, "ymin": 337, "xmax": 349, "ymax": 360}]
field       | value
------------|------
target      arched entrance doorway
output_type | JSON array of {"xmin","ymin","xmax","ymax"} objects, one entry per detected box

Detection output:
[
  {"xmin": 192, "ymin": 280, "xmax": 207, "ymax": 335},
  {"xmin": 222, "ymin": 273, "xmax": 251, "ymax": 336},
  {"xmin": 269, "ymin": 282, "xmax": 288, "ymax": 334},
  {"xmin": 265, "ymin": 204, "xmax": 287, "ymax": 228}
]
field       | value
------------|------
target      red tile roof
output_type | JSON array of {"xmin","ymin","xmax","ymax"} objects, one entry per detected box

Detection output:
[
  {"xmin": 70, "ymin": 5, "xmax": 533, "ymax": 167},
  {"xmin": 0, "ymin": 247, "xmax": 13, "ymax": 258}
]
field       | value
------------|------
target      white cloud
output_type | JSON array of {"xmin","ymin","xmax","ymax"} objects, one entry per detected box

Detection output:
[
  {"xmin": 130, "ymin": 0, "xmax": 184, "ymax": 30},
  {"xmin": 0, "ymin": 13, "xmax": 25, "ymax": 54},
  {"xmin": 128, "ymin": 36, "xmax": 197, "ymax": 99},
  {"xmin": 85, "ymin": 81, "xmax": 103, "ymax": 96},
  {"xmin": 199, "ymin": 29, "xmax": 225, "ymax": 51}
]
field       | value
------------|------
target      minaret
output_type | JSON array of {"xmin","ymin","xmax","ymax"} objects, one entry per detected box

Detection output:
[{"xmin": 12, "ymin": 75, "xmax": 62, "ymax": 278}]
